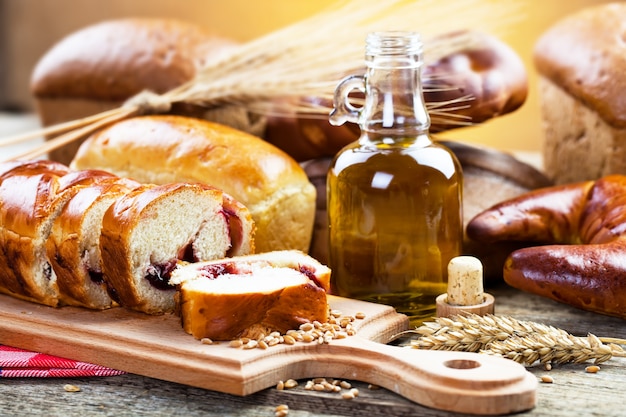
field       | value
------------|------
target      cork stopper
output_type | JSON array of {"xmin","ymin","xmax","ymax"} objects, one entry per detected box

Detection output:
[{"xmin": 436, "ymin": 256, "xmax": 495, "ymax": 317}]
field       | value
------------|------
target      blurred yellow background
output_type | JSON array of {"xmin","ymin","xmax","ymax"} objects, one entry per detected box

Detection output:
[{"xmin": 0, "ymin": 0, "xmax": 615, "ymax": 153}]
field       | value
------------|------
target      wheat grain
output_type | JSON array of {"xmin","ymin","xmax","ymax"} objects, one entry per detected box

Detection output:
[{"xmin": 407, "ymin": 314, "xmax": 626, "ymax": 367}]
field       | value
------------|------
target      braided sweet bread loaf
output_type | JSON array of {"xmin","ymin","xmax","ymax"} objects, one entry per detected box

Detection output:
[
  {"xmin": 466, "ymin": 175, "xmax": 626, "ymax": 318},
  {"xmin": 0, "ymin": 160, "xmax": 255, "ymax": 312}
]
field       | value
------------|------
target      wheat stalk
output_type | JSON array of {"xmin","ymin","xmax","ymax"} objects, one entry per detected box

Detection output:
[
  {"xmin": 405, "ymin": 314, "xmax": 626, "ymax": 367},
  {"xmin": 0, "ymin": 0, "xmax": 525, "ymax": 162}
]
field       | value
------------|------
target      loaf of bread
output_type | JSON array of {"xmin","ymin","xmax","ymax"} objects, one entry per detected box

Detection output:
[
  {"xmin": 534, "ymin": 3, "xmax": 626, "ymax": 184},
  {"xmin": 70, "ymin": 115, "xmax": 316, "ymax": 254},
  {"xmin": 29, "ymin": 18, "xmax": 242, "ymax": 163},
  {"xmin": 170, "ymin": 250, "xmax": 331, "ymax": 340},
  {"xmin": 30, "ymin": 18, "xmax": 528, "ymax": 163},
  {"xmin": 466, "ymin": 175, "xmax": 626, "ymax": 319},
  {"xmin": 0, "ymin": 160, "xmax": 255, "ymax": 312}
]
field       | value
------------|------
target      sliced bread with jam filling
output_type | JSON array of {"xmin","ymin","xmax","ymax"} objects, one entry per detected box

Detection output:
[
  {"xmin": 100, "ymin": 182, "xmax": 255, "ymax": 314},
  {"xmin": 170, "ymin": 250, "xmax": 330, "ymax": 340}
]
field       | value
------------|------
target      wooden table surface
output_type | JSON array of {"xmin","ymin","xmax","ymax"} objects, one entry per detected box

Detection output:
[
  {"xmin": 1, "ymin": 114, "xmax": 625, "ymax": 416},
  {"xmin": 2, "ymin": 282, "xmax": 624, "ymax": 417}
]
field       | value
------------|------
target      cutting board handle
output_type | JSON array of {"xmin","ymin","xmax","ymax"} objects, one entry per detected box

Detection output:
[{"xmin": 256, "ymin": 336, "xmax": 537, "ymax": 415}]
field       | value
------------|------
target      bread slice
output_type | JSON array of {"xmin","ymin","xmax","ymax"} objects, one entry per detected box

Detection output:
[
  {"xmin": 0, "ymin": 161, "xmax": 70, "ymax": 305},
  {"xmin": 46, "ymin": 176, "xmax": 141, "ymax": 309},
  {"xmin": 170, "ymin": 250, "xmax": 330, "ymax": 340},
  {"xmin": 100, "ymin": 182, "xmax": 255, "ymax": 314}
]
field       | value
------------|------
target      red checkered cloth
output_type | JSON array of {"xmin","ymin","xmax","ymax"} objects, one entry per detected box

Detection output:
[{"xmin": 0, "ymin": 345, "xmax": 126, "ymax": 377}]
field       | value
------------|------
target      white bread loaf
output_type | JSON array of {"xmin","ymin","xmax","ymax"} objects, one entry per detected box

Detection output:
[
  {"xmin": 100, "ymin": 182, "xmax": 254, "ymax": 314},
  {"xmin": 71, "ymin": 115, "xmax": 316, "ymax": 254},
  {"xmin": 534, "ymin": 3, "xmax": 626, "ymax": 184},
  {"xmin": 170, "ymin": 250, "xmax": 331, "ymax": 340}
]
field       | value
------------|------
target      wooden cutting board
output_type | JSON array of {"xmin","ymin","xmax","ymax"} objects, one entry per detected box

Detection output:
[{"xmin": 0, "ymin": 293, "xmax": 536, "ymax": 415}]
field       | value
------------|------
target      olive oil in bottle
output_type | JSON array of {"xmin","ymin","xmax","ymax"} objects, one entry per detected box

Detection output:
[{"xmin": 327, "ymin": 31, "xmax": 463, "ymax": 326}]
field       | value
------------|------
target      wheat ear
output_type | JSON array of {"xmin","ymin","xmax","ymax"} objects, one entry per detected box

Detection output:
[{"xmin": 406, "ymin": 314, "xmax": 626, "ymax": 367}]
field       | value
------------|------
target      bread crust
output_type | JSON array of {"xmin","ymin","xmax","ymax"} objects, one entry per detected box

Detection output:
[
  {"xmin": 71, "ymin": 115, "xmax": 316, "ymax": 253},
  {"xmin": 30, "ymin": 18, "xmax": 237, "ymax": 101},
  {"xmin": 466, "ymin": 175, "xmax": 626, "ymax": 318},
  {"xmin": 172, "ymin": 250, "xmax": 330, "ymax": 340},
  {"xmin": 534, "ymin": 3, "xmax": 626, "ymax": 129}
]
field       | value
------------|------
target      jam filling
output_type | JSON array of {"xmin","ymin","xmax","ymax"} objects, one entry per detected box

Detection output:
[
  {"xmin": 198, "ymin": 262, "xmax": 238, "ymax": 279},
  {"xmin": 299, "ymin": 264, "xmax": 324, "ymax": 289},
  {"xmin": 88, "ymin": 269, "xmax": 105, "ymax": 285},
  {"xmin": 222, "ymin": 208, "xmax": 242, "ymax": 256},
  {"xmin": 145, "ymin": 259, "xmax": 178, "ymax": 290}
]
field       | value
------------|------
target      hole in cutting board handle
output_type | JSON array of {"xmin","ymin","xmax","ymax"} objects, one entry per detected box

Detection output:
[{"xmin": 444, "ymin": 359, "xmax": 481, "ymax": 369}]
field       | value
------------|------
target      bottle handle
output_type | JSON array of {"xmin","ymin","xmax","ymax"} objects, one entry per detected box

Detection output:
[{"xmin": 329, "ymin": 75, "xmax": 365, "ymax": 126}]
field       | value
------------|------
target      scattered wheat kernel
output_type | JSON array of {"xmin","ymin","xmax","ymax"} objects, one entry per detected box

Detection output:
[
  {"xmin": 63, "ymin": 384, "xmax": 81, "ymax": 392},
  {"xmin": 302, "ymin": 333, "xmax": 315, "ymax": 343},
  {"xmin": 313, "ymin": 383, "xmax": 326, "ymax": 391},
  {"xmin": 544, "ymin": 363, "xmax": 552, "ymax": 371},
  {"xmin": 276, "ymin": 380, "xmax": 285, "ymax": 390},
  {"xmin": 340, "ymin": 381, "xmax": 352, "ymax": 389},
  {"xmin": 283, "ymin": 335, "xmax": 296, "ymax": 345},
  {"xmin": 540, "ymin": 375, "xmax": 554, "ymax": 383},
  {"xmin": 585, "ymin": 365, "xmax": 600, "ymax": 373},
  {"xmin": 313, "ymin": 377, "xmax": 325, "ymax": 383},
  {"xmin": 275, "ymin": 410, "xmax": 289, "ymax": 417},
  {"xmin": 200, "ymin": 338, "xmax": 213, "ymax": 345},
  {"xmin": 229, "ymin": 340, "xmax": 243, "ymax": 348},
  {"xmin": 300, "ymin": 323, "xmax": 314, "ymax": 331},
  {"xmin": 355, "ymin": 312, "xmax": 366, "ymax": 319},
  {"xmin": 368, "ymin": 384, "xmax": 380, "ymax": 390},
  {"xmin": 244, "ymin": 340, "xmax": 258, "ymax": 349},
  {"xmin": 350, "ymin": 388, "xmax": 360, "ymax": 397},
  {"xmin": 258, "ymin": 340, "xmax": 269, "ymax": 350},
  {"xmin": 304, "ymin": 381, "xmax": 314, "ymax": 390},
  {"xmin": 284, "ymin": 379, "xmax": 299, "ymax": 389},
  {"xmin": 275, "ymin": 404, "xmax": 289, "ymax": 412},
  {"xmin": 342, "ymin": 391, "xmax": 355, "ymax": 400},
  {"xmin": 331, "ymin": 309, "xmax": 343, "ymax": 318}
]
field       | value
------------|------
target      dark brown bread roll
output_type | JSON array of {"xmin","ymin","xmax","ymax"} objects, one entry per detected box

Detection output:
[{"xmin": 467, "ymin": 175, "xmax": 626, "ymax": 318}]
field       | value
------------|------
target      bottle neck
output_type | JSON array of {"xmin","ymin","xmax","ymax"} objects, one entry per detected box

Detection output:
[{"xmin": 359, "ymin": 32, "xmax": 430, "ymax": 140}]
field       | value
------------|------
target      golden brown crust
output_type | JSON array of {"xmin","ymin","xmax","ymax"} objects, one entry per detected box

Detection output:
[
  {"xmin": 30, "ymin": 18, "xmax": 237, "ymax": 101},
  {"xmin": 71, "ymin": 115, "xmax": 316, "ymax": 253},
  {"xmin": 534, "ymin": 3, "xmax": 626, "ymax": 128},
  {"xmin": 47, "ymin": 176, "xmax": 140, "ymax": 308},
  {"xmin": 173, "ymin": 251, "xmax": 330, "ymax": 340},
  {"xmin": 467, "ymin": 175, "xmax": 626, "ymax": 318}
]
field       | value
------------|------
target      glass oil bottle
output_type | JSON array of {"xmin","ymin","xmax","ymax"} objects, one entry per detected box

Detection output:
[{"xmin": 327, "ymin": 31, "xmax": 463, "ymax": 326}]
